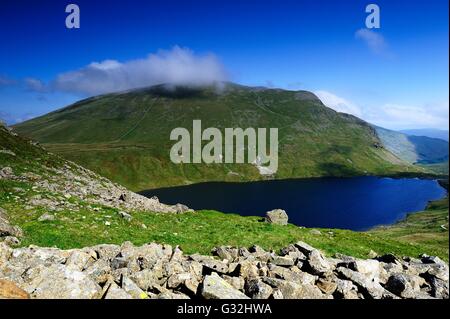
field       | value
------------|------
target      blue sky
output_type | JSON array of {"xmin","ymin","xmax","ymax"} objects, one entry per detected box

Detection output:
[{"xmin": 0, "ymin": 0, "xmax": 448, "ymax": 130}]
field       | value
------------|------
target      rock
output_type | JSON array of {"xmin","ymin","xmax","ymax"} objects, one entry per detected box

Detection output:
[
  {"xmin": 26, "ymin": 264, "xmax": 102, "ymax": 299},
  {"xmin": 212, "ymin": 246, "xmax": 235, "ymax": 261},
  {"xmin": 111, "ymin": 256, "xmax": 128, "ymax": 270},
  {"xmin": 237, "ymin": 260, "xmax": 259, "ymax": 279},
  {"xmin": 37, "ymin": 213, "xmax": 55, "ymax": 222},
  {"xmin": 118, "ymin": 211, "xmax": 132, "ymax": 221},
  {"xmin": 294, "ymin": 241, "xmax": 316, "ymax": 256},
  {"xmin": 172, "ymin": 203, "xmax": 191, "ymax": 213},
  {"xmin": 305, "ymin": 249, "xmax": 332, "ymax": 275},
  {"xmin": 83, "ymin": 259, "xmax": 111, "ymax": 284},
  {"xmin": 385, "ymin": 273, "xmax": 418, "ymax": 298},
  {"xmin": 376, "ymin": 254, "xmax": 399, "ymax": 264},
  {"xmin": 310, "ymin": 229, "xmax": 321, "ymax": 235},
  {"xmin": 245, "ymin": 278, "xmax": 273, "ymax": 299},
  {"xmin": 0, "ymin": 279, "xmax": 30, "ymax": 299},
  {"xmin": 316, "ymin": 278, "xmax": 338, "ymax": 295},
  {"xmin": 103, "ymin": 281, "xmax": 132, "ymax": 299},
  {"xmin": 0, "ymin": 167, "xmax": 14, "ymax": 179},
  {"xmin": 0, "ymin": 240, "xmax": 447, "ymax": 299},
  {"xmin": 2, "ymin": 236, "xmax": 20, "ymax": 246},
  {"xmin": 201, "ymin": 272, "xmax": 250, "ymax": 299},
  {"xmin": 271, "ymin": 255, "xmax": 295, "ymax": 267},
  {"xmin": 265, "ymin": 209, "xmax": 288, "ymax": 225},
  {"xmin": 167, "ymin": 273, "xmax": 191, "ymax": 289},
  {"xmin": 158, "ymin": 291, "xmax": 190, "ymax": 299},
  {"xmin": 333, "ymin": 278, "xmax": 359, "ymax": 299},
  {"xmin": 354, "ymin": 259, "xmax": 381, "ymax": 283},
  {"xmin": 262, "ymin": 277, "xmax": 326, "ymax": 299},
  {"xmin": 336, "ymin": 267, "xmax": 396, "ymax": 299},
  {"xmin": 426, "ymin": 276, "xmax": 449, "ymax": 299},
  {"xmin": 190, "ymin": 254, "xmax": 228, "ymax": 274},
  {"xmin": 129, "ymin": 269, "xmax": 160, "ymax": 291},
  {"xmin": 222, "ymin": 275, "xmax": 245, "ymax": 291},
  {"xmin": 65, "ymin": 250, "xmax": 94, "ymax": 271},
  {"xmin": 119, "ymin": 193, "xmax": 129, "ymax": 202},
  {"xmin": 121, "ymin": 276, "xmax": 149, "ymax": 299}
]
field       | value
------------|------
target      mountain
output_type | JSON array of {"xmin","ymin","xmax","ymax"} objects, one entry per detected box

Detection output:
[
  {"xmin": 374, "ymin": 126, "xmax": 449, "ymax": 164},
  {"xmin": 374, "ymin": 126, "xmax": 449, "ymax": 175},
  {"xmin": 400, "ymin": 129, "xmax": 449, "ymax": 142},
  {"xmin": 12, "ymin": 83, "xmax": 420, "ymax": 190}
]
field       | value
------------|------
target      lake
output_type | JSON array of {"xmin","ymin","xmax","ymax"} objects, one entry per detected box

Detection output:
[{"xmin": 139, "ymin": 176, "xmax": 446, "ymax": 231}]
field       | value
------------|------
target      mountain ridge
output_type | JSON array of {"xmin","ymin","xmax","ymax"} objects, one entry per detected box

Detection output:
[{"xmin": 12, "ymin": 82, "xmax": 423, "ymax": 190}]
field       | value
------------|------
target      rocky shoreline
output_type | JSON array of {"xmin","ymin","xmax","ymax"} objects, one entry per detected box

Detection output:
[{"xmin": 1, "ymin": 240, "xmax": 448, "ymax": 299}]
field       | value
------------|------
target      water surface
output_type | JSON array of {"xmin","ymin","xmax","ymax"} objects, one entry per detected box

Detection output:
[{"xmin": 140, "ymin": 177, "xmax": 446, "ymax": 230}]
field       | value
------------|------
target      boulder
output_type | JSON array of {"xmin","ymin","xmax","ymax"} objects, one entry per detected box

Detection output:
[
  {"xmin": 118, "ymin": 211, "xmax": 132, "ymax": 222},
  {"xmin": 103, "ymin": 281, "xmax": 132, "ymax": 299},
  {"xmin": 265, "ymin": 209, "xmax": 288, "ymax": 225},
  {"xmin": 121, "ymin": 276, "xmax": 149, "ymax": 299},
  {"xmin": 26, "ymin": 264, "xmax": 102, "ymax": 299},
  {"xmin": 305, "ymin": 249, "xmax": 332, "ymax": 275},
  {"xmin": 245, "ymin": 278, "xmax": 273, "ymax": 299},
  {"xmin": 201, "ymin": 273, "xmax": 250, "ymax": 299},
  {"xmin": 385, "ymin": 273, "xmax": 418, "ymax": 298},
  {"xmin": 271, "ymin": 255, "xmax": 295, "ymax": 267},
  {"xmin": 262, "ymin": 277, "xmax": 326, "ymax": 299},
  {"xmin": 336, "ymin": 267, "xmax": 397, "ymax": 299},
  {"xmin": 0, "ymin": 279, "xmax": 30, "ymax": 299}
]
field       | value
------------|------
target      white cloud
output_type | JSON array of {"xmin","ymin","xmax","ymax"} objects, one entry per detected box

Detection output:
[
  {"xmin": 25, "ymin": 78, "xmax": 48, "ymax": 92},
  {"xmin": 355, "ymin": 29, "xmax": 387, "ymax": 55},
  {"xmin": 314, "ymin": 90, "xmax": 363, "ymax": 117},
  {"xmin": 315, "ymin": 90, "xmax": 449, "ymax": 130},
  {"xmin": 370, "ymin": 103, "xmax": 449, "ymax": 130},
  {"xmin": 50, "ymin": 46, "xmax": 228, "ymax": 96}
]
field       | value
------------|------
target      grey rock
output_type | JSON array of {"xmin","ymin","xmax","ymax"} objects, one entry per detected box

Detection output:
[
  {"xmin": 245, "ymin": 278, "xmax": 273, "ymax": 299},
  {"xmin": 37, "ymin": 213, "xmax": 55, "ymax": 222},
  {"xmin": 26, "ymin": 264, "xmax": 102, "ymax": 299},
  {"xmin": 201, "ymin": 272, "xmax": 250, "ymax": 299},
  {"xmin": 271, "ymin": 255, "xmax": 295, "ymax": 267},
  {"xmin": 336, "ymin": 267, "xmax": 397, "ymax": 299},
  {"xmin": 118, "ymin": 211, "xmax": 132, "ymax": 221},
  {"xmin": 103, "ymin": 281, "xmax": 132, "ymax": 299},
  {"xmin": 265, "ymin": 209, "xmax": 288, "ymax": 225},
  {"xmin": 305, "ymin": 249, "xmax": 332, "ymax": 275}
]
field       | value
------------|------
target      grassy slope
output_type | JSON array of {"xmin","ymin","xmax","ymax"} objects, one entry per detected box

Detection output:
[
  {"xmin": 13, "ymin": 84, "xmax": 421, "ymax": 191},
  {"xmin": 2, "ymin": 178, "xmax": 446, "ymax": 261},
  {"xmin": 369, "ymin": 198, "xmax": 449, "ymax": 260}
]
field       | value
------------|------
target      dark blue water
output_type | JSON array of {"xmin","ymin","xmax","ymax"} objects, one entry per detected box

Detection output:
[{"xmin": 140, "ymin": 177, "xmax": 446, "ymax": 230}]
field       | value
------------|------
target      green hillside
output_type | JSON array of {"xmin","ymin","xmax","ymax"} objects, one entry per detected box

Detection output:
[
  {"xmin": 13, "ymin": 83, "xmax": 421, "ymax": 191},
  {"xmin": 1, "ymin": 123, "xmax": 447, "ymax": 261}
]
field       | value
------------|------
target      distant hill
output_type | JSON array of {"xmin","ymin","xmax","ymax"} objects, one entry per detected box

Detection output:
[
  {"xmin": 400, "ymin": 129, "xmax": 449, "ymax": 142},
  {"xmin": 13, "ymin": 83, "xmax": 421, "ymax": 190},
  {"xmin": 374, "ymin": 126, "xmax": 449, "ymax": 175}
]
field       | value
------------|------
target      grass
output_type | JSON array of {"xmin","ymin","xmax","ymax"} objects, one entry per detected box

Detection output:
[
  {"xmin": 2, "ymin": 123, "xmax": 448, "ymax": 262},
  {"xmin": 2, "ymin": 177, "xmax": 447, "ymax": 261},
  {"xmin": 369, "ymin": 197, "xmax": 449, "ymax": 260}
]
